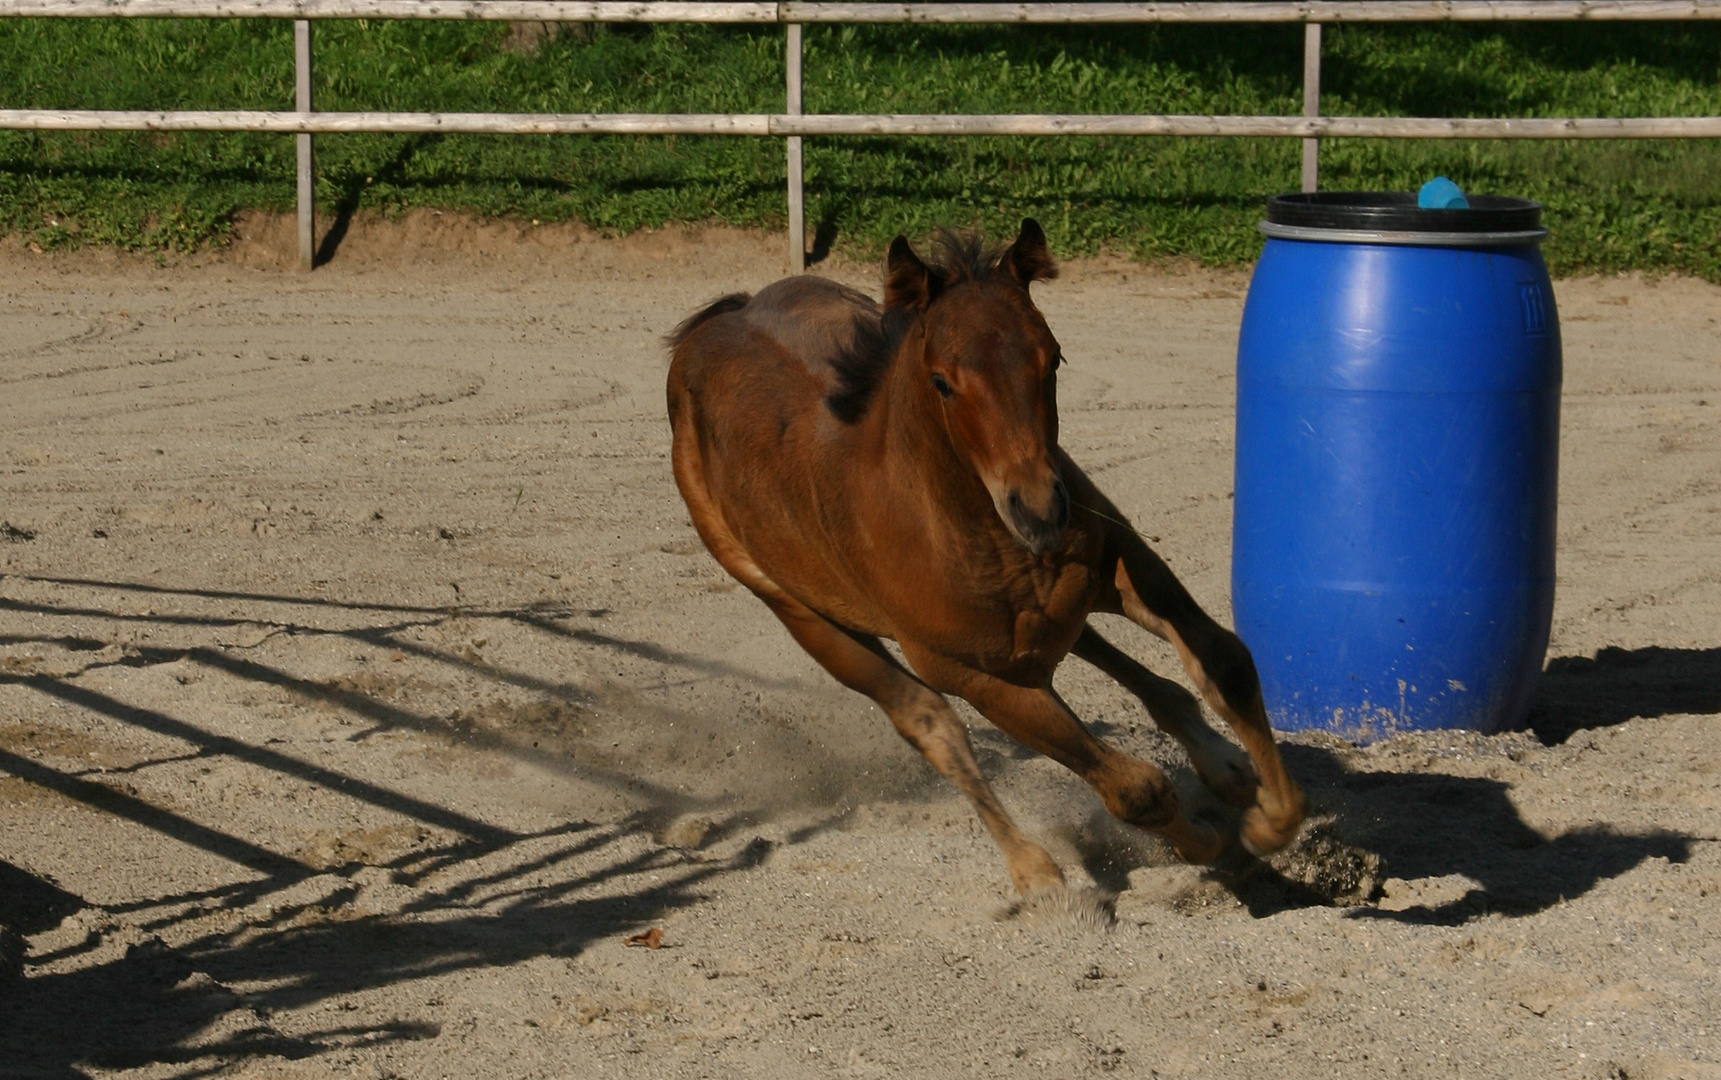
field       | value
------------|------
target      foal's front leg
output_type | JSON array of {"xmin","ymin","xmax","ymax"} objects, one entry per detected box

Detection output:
[
  {"xmin": 908, "ymin": 648, "xmax": 1229, "ymax": 865},
  {"xmin": 1104, "ymin": 531, "xmax": 1306, "ymax": 856},
  {"xmin": 1073, "ymin": 623, "xmax": 1259, "ymax": 810}
]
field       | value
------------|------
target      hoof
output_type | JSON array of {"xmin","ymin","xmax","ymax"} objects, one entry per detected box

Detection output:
[
  {"xmin": 1006, "ymin": 845, "xmax": 1066, "ymax": 896},
  {"xmin": 1166, "ymin": 812, "xmax": 1230, "ymax": 865},
  {"xmin": 1238, "ymin": 787, "xmax": 1307, "ymax": 857}
]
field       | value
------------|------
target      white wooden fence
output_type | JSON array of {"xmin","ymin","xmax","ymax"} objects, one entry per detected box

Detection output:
[{"xmin": 4, "ymin": 1, "xmax": 1720, "ymax": 270}]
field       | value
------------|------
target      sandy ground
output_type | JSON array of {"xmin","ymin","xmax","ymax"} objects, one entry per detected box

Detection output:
[{"xmin": 2, "ymin": 213, "xmax": 1719, "ymax": 1080}]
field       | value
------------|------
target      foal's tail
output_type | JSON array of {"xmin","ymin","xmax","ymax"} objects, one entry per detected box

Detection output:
[{"xmin": 665, "ymin": 292, "xmax": 751, "ymax": 350}]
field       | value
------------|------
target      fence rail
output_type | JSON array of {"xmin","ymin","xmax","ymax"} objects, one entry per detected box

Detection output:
[
  {"xmin": 10, "ymin": 109, "xmax": 1721, "ymax": 139},
  {"xmin": 3, "ymin": 0, "xmax": 1719, "ymax": 270},
  {"xmin": 7, "ymin": 1, "xmax": 1721, "ymax": 21}
]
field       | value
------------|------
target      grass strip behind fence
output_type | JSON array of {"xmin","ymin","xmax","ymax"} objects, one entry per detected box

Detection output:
[{"xmin": 2, "ymin": 18, "xmax": 1720, "ymax": 275}]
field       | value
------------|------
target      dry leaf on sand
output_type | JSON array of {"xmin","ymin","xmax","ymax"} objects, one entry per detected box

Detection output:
[{"xmin": 624, "ymin": 928, "xmax": 663, "ymax": 949}]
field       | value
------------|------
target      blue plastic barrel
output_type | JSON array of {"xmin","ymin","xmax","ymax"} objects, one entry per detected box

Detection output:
[{"xmin": 1232, "ymin": 192, "xmax": 1561, "ymax": 738}]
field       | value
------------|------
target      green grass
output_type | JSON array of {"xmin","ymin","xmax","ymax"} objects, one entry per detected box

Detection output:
[{"xmin": 3, "ymin": 17, "xmax": 1721, "ymax": 275}]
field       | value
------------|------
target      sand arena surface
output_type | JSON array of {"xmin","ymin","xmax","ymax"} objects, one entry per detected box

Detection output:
[{"xmin": 1, "ymin": 215, "xmax": 1719, "ymax": 1079}]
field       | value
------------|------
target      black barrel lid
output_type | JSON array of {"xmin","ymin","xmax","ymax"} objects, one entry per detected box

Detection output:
[{"xmin": 1267, "ymin": 191, "xmax": 1543, "ymax": 233}]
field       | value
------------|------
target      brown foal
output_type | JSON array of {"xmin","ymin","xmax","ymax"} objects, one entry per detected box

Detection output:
[{"xmin": 665, "ymin": 219, "xmax": 1304, "ymax": 895}]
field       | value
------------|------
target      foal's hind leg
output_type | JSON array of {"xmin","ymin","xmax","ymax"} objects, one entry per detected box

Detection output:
[
  {"xmin": 1073, "ymin": 624, "xmax": 1258, "ymax": 809},
  {"xmin": 752, "ymin": 597, "xmax": 1065, "ymax": 894},
  {"xmin": 671, "ymin": 468, "xmax": 1061, "ymax": 893},
  {"xmin": 1106, "ymin": 533, "xmax": 1306, "ymax": 856}
]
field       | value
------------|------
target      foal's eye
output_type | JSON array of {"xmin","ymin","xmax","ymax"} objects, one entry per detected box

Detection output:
[
  {"xmin": 1051, "ymin": 351, "xmax": 1064, "ymax": 371},
  {"xmin": 930, "ymin": 373, "xmax": 955, "ymax": 398}
]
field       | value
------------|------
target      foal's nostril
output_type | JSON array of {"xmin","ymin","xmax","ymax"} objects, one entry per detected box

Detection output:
[{"xmin": 1051, "ymin": 479, "xmax": 1070, "ymax": 529}]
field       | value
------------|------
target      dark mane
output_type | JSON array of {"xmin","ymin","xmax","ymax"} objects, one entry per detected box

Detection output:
[
  {"xmin": 825, "ymin": 306, "xmax": 910, "ymax": 424},
  {"xmin": 665, "ymin": 292, "xmax": 750, "ymax": 350},
  {"xmin": 927, "ymin": 227, "xmax": 1009, "ymax": 283}
]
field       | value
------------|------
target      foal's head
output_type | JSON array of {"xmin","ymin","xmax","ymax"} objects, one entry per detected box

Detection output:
[{"xmin": 885, "ymin": 219, "xmax": 1067, "ymax": 556}]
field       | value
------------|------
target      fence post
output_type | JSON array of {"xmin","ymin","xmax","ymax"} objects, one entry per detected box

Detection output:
[
  {"xmin": 1301, "ymin": 21, "xmax": 1321, "ymax": 193},
  {"xmin": 296, "ymin": 19, "xmax": 314, "ymax": 271},
  {"xmin": 786, "ymin": 21, "xmax": 804, "ymax": 275}
]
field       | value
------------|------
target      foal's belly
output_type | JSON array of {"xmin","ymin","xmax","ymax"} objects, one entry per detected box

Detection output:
[{"xmin": 717, "ymin": 477, "xmax": 899, "ymax": 637}]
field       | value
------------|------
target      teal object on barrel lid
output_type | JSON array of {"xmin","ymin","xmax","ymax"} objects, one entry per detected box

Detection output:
[{"xmin": 1418, "ymin": 176, "xmax": 1470, "ymax": 209}]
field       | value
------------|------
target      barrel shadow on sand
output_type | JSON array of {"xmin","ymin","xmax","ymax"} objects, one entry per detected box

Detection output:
[{"xmin": 1527, "ymin": 645, "xmax": 1721, "ymax": 745}]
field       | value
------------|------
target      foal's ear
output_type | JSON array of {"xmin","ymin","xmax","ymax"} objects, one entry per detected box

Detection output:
[
  {"xmin": 884, "ymin": 235, "xmax": 943, "ymax": 311},
  {"xmin": 1003, "ymin": 218, "xmax": 1058, "ymax": 287}
]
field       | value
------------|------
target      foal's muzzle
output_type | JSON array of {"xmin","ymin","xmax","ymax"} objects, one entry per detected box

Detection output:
[{"xmin": 1004, "ymin": 476, "xmax": 1070, "ymax": 556}]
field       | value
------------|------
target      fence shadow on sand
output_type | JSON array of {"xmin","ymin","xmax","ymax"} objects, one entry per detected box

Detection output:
[{"xmin": 0, "ymin": 574, "xmax": 861, "ymax": 1079}]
